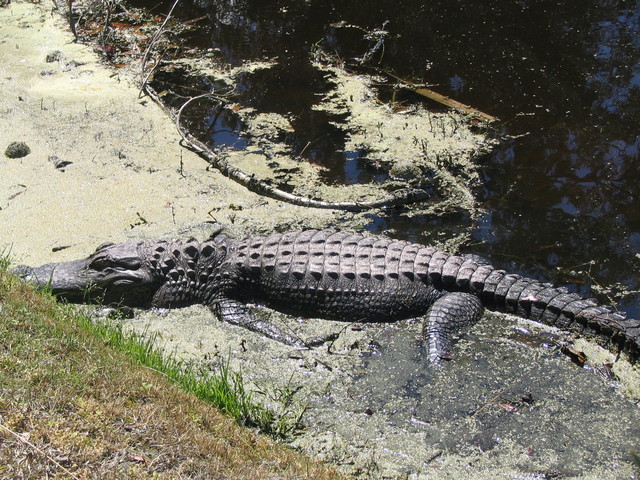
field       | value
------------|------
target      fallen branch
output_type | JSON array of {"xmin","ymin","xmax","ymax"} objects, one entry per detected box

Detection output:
[{"xmin": 144, "ymin": 85, "xmax": 430, "ymax": 212}]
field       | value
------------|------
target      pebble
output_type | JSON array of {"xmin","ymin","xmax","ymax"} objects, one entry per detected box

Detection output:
[{"xmin": 5, "ymin": 141, "xmax": 31, "ymax": 158}]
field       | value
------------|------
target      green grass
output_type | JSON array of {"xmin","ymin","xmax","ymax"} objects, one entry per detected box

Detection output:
[
  {"xmin": 0, "ymin": 262, "xmax": 345, "ymax": 479},
  {"xmin": 632, "ymin": 451, "xmax": 640, "ymax": 472},
  {"xmin": 79, "ymin": 315, "xmax": 302, "ymax": 437}
]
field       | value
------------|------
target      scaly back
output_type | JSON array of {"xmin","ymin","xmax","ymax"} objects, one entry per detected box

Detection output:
[
  {"xmin": 223, "ymin": 229, "xmax": 638, "ymax": 357},
  {"xmin": 224, "ymin": 229, "xmax": 443, "ymax": 321}
]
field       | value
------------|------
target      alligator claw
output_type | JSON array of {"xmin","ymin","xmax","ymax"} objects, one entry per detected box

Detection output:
[{"xmin": 303, "ymin": 332, "xmax": 340, "ymax": 348}]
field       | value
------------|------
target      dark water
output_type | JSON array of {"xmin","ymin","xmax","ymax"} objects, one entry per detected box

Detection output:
[{"xmin": 140, "ymin": 0, "xmax": 640, "ymax": 317}]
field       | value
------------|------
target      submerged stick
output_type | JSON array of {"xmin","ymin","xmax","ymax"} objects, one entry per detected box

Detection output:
[
  {"xmin": 413, "ymin": 87, "xmax": 498, "ymax": 123},
  {"xmin": 144, "ymin": 85, "xmax": 431, "ymax": 211},
  {"xmin": 384, "ymin": 71, "xmax": 498, "ymax": 123}
]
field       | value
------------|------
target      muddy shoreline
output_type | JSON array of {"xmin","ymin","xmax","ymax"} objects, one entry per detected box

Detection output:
[{"xmin": 2, "ymin": 2, "xmax": 640, "ymax": 479}]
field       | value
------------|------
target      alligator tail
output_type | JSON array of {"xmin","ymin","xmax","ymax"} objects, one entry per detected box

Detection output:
[{"xmin": 417, "ymin": 248, "xmax": 640, "ymax": 360}]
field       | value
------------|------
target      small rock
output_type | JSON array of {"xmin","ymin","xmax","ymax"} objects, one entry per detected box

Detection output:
[
  {"xmin": 5, "ymin": 141, "xmax": 31, "ymax": 158},
  {"xmin": 45, "ymin": 50, "xmax": 83, "ymax": 72},
  {"xmin": 45, "ymin": 50, "xmax": 64, "ymax": 63}
]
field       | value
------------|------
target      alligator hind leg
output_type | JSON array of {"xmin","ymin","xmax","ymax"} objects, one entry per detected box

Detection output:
[
  {"xmin": 423, "ymin": 292, "xmax": 484, "ymax": 365},
  {"xmin": 214, "ymin": 299, "xmax": 308, "ymax": 348}
]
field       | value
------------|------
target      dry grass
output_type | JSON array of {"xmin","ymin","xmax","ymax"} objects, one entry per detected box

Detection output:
[{"xmin": 0, "ymin": 267, "xmax": 347, "ymax": 479}]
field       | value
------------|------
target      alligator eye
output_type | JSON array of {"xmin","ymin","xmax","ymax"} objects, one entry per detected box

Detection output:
[
  {"xmin": 88, "ymin": 257, "xmax": 112, "ymax": 270},
  {"xmin": 95, "ymin": 242, "xmax": 115, "ymax": 253}
]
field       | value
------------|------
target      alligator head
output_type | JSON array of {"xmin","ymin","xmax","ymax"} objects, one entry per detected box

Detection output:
[{"xmin": 14, "ymin": 242, "xmax": 160, "ymax": 307}]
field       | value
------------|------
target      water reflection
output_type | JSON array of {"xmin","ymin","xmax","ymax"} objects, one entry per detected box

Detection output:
[
  {"xmin": 134, "ymin": 0, "xmax": 639, "ymax": 314},
  {"xmin": 205, "ymin": 104, "xmax": 248, "ymax": 150}
]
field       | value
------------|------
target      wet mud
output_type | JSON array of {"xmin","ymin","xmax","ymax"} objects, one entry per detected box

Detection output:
[{"xmin": 113, "ymin": 304, "xmax": 640, "ymax": 479}]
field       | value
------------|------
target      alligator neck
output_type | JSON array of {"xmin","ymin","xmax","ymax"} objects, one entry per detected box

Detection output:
[{"xmin": 147, "ymin": 238, "xmax": 229, "ymax": 308}]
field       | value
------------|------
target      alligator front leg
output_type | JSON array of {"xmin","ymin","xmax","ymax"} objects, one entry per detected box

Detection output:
[
  {"xmin": 214, "ymin": 298, "xmax": 309, "ymax": 348},
  {"xmin": 423, "ymin": 292, "xmax": 484, "ymax": 365}
]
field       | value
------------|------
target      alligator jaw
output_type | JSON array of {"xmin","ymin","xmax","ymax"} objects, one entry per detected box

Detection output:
[
  {"xmin": 14, "ymin": 243, "xmax": 159, "ymax": 307},
  {"xmin": 14, "ymin": 259, "xmax": 96, "ymax": 300}
]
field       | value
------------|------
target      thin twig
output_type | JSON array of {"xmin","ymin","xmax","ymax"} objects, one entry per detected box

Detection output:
[
  {"xmin": 67, "ymin": 0, "xmax": 78, "ymax": 41},
  {"xmin": 101, "ymin": 0, "xmax": 113, "ymax": 53},
  {"xmin": 0, "ymin": 422, "xmax": 82, "ymax": 479},
  {"xmin": 138, "ymin": 0, "xmax": 181, "ymax": 94},
  {"xmin": 144, "ymin": 85, "xmax": 430, "ymax": 212},
  {"xmin": 470, "ymin": 388, "xmax": 506, "ymax": 417},
  {"xmin": 174, "ymin": 92, "xmax": 215, "ymax": 134}
]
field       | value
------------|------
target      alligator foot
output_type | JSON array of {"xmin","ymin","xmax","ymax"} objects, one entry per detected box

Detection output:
[
  {"xmin": 423, "ymin": 292, "xmax": 484, "ymax": 366},
  {"xmin": 214, "ymin": 299, "xmax": 308, "ymax": 348}
]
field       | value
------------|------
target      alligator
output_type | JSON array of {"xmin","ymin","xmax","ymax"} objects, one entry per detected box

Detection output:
[{"xmin": 14, "ymin": 229, "xmax": 640, "ymax": 364}]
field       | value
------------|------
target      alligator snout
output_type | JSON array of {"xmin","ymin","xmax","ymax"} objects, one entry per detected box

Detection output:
[{"xmin": 13, "ymin": 258, "xmax": 97, "ymax": 300}]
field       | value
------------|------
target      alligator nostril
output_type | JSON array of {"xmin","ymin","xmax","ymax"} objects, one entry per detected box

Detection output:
[{"xmin": 12, "ymin": 265, "xmax": 34, "ymax": 280}]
